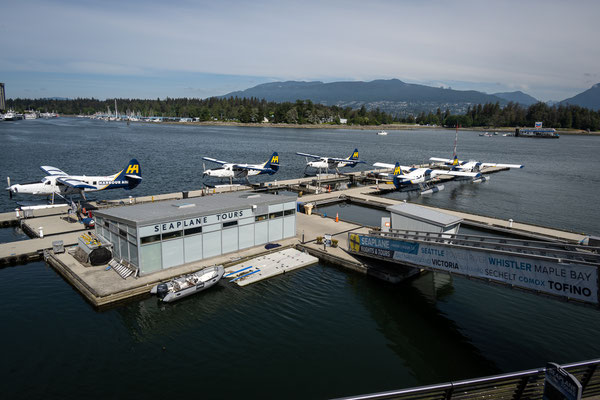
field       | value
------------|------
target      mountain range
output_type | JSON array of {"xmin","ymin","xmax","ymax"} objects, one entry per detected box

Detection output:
[
  {"xmin": 560, "ymin": 83, "xmax": 600, "ymax": 110},
  {"xmin": 222, "ymin": 79, "xmax": 599, "ymax": 114}
]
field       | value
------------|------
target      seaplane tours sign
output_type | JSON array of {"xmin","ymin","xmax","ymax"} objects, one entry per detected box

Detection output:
[
  {"xmin": 348, "ymin": 233, "xmax": 598, "ymax": 304},
  {"xmin": 139, "ymin": 208, "xmax": 252, "ymax": 236}
]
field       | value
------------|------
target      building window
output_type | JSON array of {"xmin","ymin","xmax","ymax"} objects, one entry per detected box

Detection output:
[
  {"xmin": 269, "ymin": 211, "xmax": 284, "ymax": 219},
  {"xmin": 141, "ymin": 234, "xmax": 161, "ymax": 245},
  {"xmin": 223, "ymin": 220, "xmax": 238, "ymax": 228},
  {"xmin": 184, "ymin": 226, "xmax": 202, "ymax": 236},
  {"xmin": 104, "ymin": 221, "xmax": 109, "ymax": 228},
  {"xmin": 162, "ymin": 231, "xmax": 182, "ymax": 240},
  {"xmin": 255, "ymin": 214, "xmax": 268, "ymax": 222},
  {"xmin": 284, "ymin": 209, "xmax": 295, "ymax": 216},
  {"xmin": 119, "ymin": 229, "xmax": 127, "ymax": 238}
]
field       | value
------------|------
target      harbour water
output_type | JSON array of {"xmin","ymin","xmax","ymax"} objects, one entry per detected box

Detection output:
[{"xmin": 1, "ymin": 119, "xmax": 599, "ymax": 399}]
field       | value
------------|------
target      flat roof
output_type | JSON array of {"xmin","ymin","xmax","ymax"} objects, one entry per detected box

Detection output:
[
  {"xmin": 95, "ymin": 192, "xmax": 296, "ymax": 226},
  {"xmin": 386, "ymin": 203, "xmax": 462, "ymax": 228}
]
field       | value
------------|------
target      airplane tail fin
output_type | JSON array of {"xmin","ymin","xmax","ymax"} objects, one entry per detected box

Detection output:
[
  {"xmin": 450, "ymin": 155, "xmax": 460, "ymax": 170},
  {"xmin": 116, "ymin": 159, "xmax": 142, "ymax": 190},
  {"xmin": 392, "ymin": 162, "xmax": 403, "ymax": 189},
  {"xmin": 264, "ymin": 152, "xmax": 280, "ymax": 173},
  {"xmin": 347, "ymin": 148, "xmax": 360, "ymax": 161}
]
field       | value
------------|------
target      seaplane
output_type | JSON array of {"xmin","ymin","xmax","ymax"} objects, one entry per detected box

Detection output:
[
  {"xmin": 429, "ymin": 155, "xmax": 524, "ymax": 173},
  {"xmin": 6, "ymin": 159, "xmax": 142, "ymax": 203},
  {"xmin": 372, "ymin": 161, "xmax": 482, "ymax": 194},
  {"xmin": 202, "ymin": 152, "xmax": 280, "ymax": 184},
  {"xmin": 429, "ymin": 124, "xmax": 523, "ymax": 174},
  {"xmin": 296, "ymin": 148, "xmax": 365, "ymax": 175}
]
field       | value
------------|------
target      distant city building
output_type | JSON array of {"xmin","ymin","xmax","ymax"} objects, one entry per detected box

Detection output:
[
  {"xmin": 339, "ymin": 118, "xmax": 348, "ymax": 124},
  {"xmin": 0, "ymin": 83, "xmax": 5, "ymax": 112}
]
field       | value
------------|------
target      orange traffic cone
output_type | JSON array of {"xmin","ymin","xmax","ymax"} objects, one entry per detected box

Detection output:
[{"xmin": 335, "ymin": 212, "xmax": 339, "ymax": 222}]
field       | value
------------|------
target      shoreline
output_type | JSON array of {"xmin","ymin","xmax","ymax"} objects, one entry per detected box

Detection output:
[
  {"xmin": 62, "ymin": 115, "xmax": 600, "ymax": 135},
  {"xmin": 171, "ymin": 120, "xmax": 600, "ymax": 135}
]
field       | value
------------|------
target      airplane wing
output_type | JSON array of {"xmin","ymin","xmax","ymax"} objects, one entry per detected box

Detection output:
[
  {"xmin": 373, "ymin": 162, "xmax": 413, "ymax": 171},
  {"xmin": 202, "ymin": 157, "xmax": 229, "ymax": 165},
  {"xmin": 56, "ymin": 177, "xmax": 96, "ymax": 189},
  {"xmin": 432, "ymin": 170, "xmax": 480, "ymax": 178},
  {"xmin": 480, "ymin": 162, "xmax": 524, "ymax": 169},
  {"xmin": 429, "ymin": 157, "xmax": 455, "ymax": 164},
  {"xmin": 40, "ymin": 166, "xmax": 68, "ymax": 176},
  {"xmin": 373, "ymin": 162, "xmax": 395, "ymax": 169},
  {"xmin": 296, "ymin": 152, "xmax": 323, "ymax": 160}
]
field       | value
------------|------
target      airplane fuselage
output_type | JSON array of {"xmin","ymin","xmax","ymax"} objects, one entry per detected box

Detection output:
[
  {"xmin": 203, "ymin": 163, "xmax": 274, "ymax": 179},
  {"xmin": 8, "ymin": 174, "xmax": 134, "ymax": 197},
  {"xmin": 307, "ymin": 159, "xmax": 353, "ymax": 169},
  {"xmin": 395, "ymin": 168, "xmax": 434, "ymax": 186}
]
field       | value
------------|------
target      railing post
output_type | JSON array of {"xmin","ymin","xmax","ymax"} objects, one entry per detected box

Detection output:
[
  {"xmin": 444, "ymin": 385, "xmax": 454, "ymax": 400},
  {"xmin": 580, "ymin": 364, "xmax": 597, "ymax": 393},
  {"xmin": 512, "ymin": 375, "xmax": 530, "ymax": 400}
]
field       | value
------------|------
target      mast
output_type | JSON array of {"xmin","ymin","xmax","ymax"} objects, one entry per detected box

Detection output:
[{"xmin": 452, "ymin": 124, "xmax": 459, "ymax": 158}]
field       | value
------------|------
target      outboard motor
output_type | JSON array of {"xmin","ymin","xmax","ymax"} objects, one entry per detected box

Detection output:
[{"xmin": 156, "ymin": 283, "xmax": 169, "ymax": 300}]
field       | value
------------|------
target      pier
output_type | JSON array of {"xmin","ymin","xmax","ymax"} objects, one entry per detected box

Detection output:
[{"xmin": 0, "ymin": 166, "xmax": 595, "ymax": 308}]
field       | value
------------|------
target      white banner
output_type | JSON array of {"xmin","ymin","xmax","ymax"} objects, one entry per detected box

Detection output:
[{"xmin": 350, "ymin": 234, "xmax": 598, "ymax": 304}]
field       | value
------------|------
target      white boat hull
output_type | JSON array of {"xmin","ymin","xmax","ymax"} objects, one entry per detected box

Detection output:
[{"xmin": 150, "ymin": 265, "xmax": 224, "ymax": 303}]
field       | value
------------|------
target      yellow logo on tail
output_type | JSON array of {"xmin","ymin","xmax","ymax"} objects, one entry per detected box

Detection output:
[
  {"xmin": 271, "ymin": 155, "xmax": 279, "ymax": 164},
  {"xmin": 126, "ymin": 164, "xmax": 139, "ymax": 174},
  {"xmin": 394, "ymin": 165, "xmax": 402, "ymax": 175},
  {"xmin": 452, "ymin": 157, "xmax": 459, "ymax": 166},
  {"xmin": 352, "ymin": 152, "xmax": 359, "ymax": 159}
]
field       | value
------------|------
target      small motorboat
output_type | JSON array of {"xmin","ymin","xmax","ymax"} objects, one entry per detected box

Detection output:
[
  {"xmin": 150, "ymin": 265, "xmax": 224, "ymax": 302},
  {"xmin": 377, "ymin": 130, "xmax": 388, "ymax": 136}
]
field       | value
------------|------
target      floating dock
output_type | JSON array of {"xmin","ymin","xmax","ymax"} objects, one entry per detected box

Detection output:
[
  {"xmin": 225, "ymin": 248, "xmax": 318, "ymax": 286},
  {"xmin": 1, "ymin": 165, "xmax": 594, "ymax": 308}
]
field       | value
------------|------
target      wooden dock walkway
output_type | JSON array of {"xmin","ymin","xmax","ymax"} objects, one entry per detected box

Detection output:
[{"xmin": 0, "ymin": 231, "xmax": 83, "ymax": 264}]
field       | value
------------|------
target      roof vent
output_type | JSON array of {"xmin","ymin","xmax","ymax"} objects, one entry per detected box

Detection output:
[{"xmin": 173, "ymin": 203, "xmax": 196, "ymax": 209}]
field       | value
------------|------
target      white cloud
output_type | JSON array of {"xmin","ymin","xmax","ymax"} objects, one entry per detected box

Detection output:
[{"xmin": 2, "ymin": 0, "xmax": 599, "ymax": 101}]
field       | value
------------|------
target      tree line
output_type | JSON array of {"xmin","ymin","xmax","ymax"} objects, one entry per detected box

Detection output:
[{"xmin": 6, "ymin": 97, "xmax": 600, "ymax": 130}]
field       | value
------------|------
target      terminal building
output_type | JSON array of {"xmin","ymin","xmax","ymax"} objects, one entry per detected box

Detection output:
[{"xmin": 94, "ymin": 192, "xmax": 297, "ymax": 276}]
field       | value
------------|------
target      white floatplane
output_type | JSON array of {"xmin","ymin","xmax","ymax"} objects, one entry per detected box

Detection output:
[
  {"xmin": 373, "ymin": 161, "xmax": 481, "ymax": 194},
  {"xmin": 6, "ymin": 159, "xmax": 142, "ymax": 202},
  {"xmin": 296, "ymin": 148, "xmax": 365, "ymax": 175},
  {"xmin": 429, "ymin": 155, "xmax": 524, "ymax": 173},
  {"xmin": 202, "ymin": 152, "xmax": 279, "ymax": 184}
]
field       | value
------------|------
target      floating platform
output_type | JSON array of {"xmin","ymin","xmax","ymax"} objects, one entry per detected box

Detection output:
[{"xmin": 225, "ymin": 248, "xmax": 318, "ymax": 286}]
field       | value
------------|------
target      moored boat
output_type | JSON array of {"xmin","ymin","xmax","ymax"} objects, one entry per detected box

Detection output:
[
  {"xmin": 377, "ymin": 130, "xmax": 388, "ymax": 136},
  {"xmin": 515, "ymin": 127, "xmax": 559, "ymax": 138},
  {"xmin": 150, "ymin": 265, "xmax": 224, "ymax": 302}
]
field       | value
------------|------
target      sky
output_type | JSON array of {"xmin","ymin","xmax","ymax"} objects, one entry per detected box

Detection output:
[{"xmin": 1, "ymin": 0, "xmax": 599, "ymax": 102}]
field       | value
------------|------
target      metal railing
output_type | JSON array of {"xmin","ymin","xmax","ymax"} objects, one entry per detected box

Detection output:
[{"xmin": 335, "ymin": 359, "xmax": 600, "ymax": 400}]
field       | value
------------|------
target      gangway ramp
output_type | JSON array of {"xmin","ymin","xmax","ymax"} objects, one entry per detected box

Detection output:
[{"xmin": 348, "ymin": 229, "xmax": 600, "ymax": 305}]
